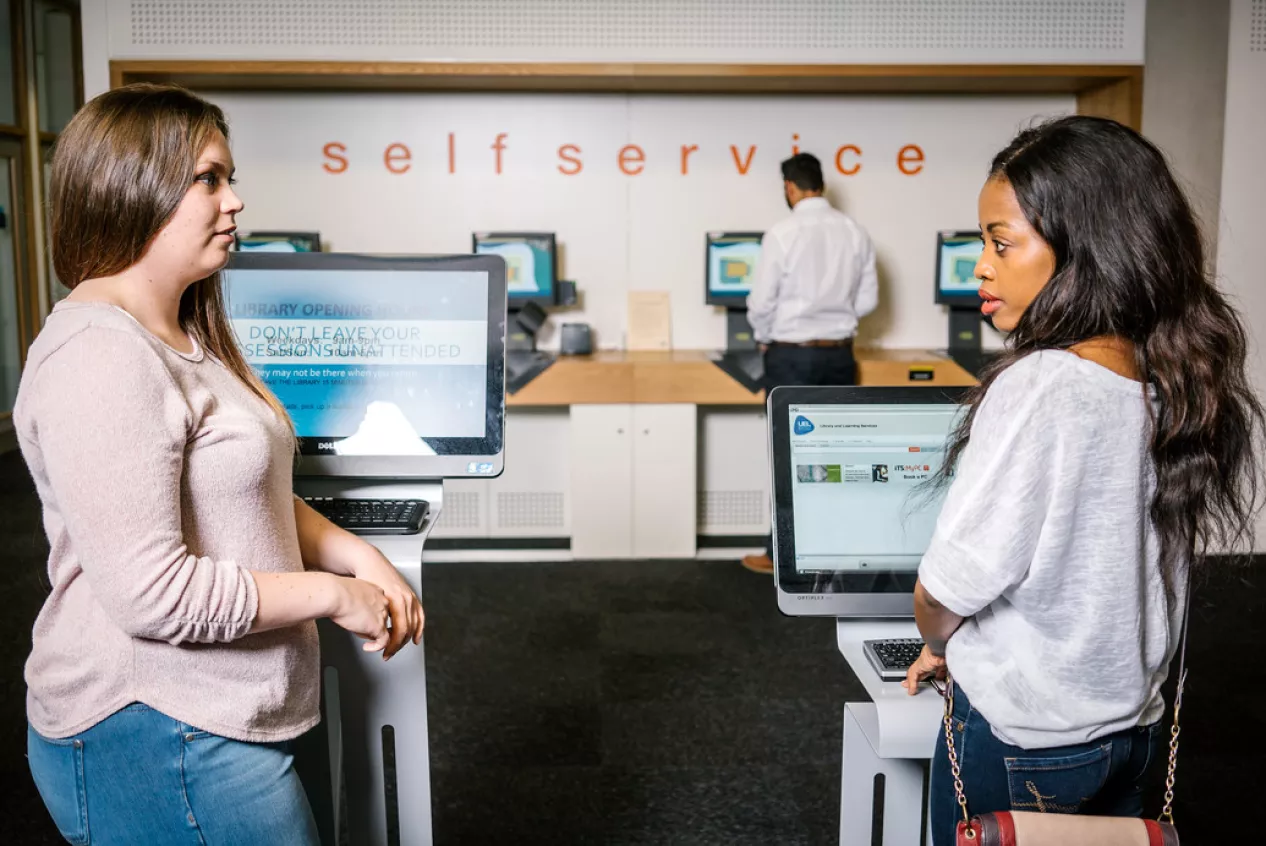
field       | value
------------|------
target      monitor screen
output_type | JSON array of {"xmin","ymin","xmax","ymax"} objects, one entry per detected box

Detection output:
[
  {"xmin": 768, "ymin": 386, "xmax": 968, "ymax": 617},
  {"xmin": 934, "ymin": 230, "xmax": 984, "ymax": 306},
  {"xmin": 222, "ymin": 252, "xmax": 507, "ymax": 479},
  {"xmin": 235, "ymin": 231, "xmax": 322, "ymax": 253},
  {"xmin": 472, "ymin": 232, "xmax": 556, "ymax": 306},
  {"xmin": 705, "ymin": 232, "xmax": 763, "ymax": 306}
]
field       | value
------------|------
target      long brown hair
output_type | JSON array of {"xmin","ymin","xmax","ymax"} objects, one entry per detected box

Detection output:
[
  {"xmin": 941, "ymin": 116, "xmax": 1263, "ymax": 589},
  {"xmin": 50, "ymin": 83, "xmax": 289, "ymax": 426}
]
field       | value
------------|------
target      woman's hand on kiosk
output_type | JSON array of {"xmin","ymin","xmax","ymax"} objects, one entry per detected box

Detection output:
[
  {"xmin": 329, "ymin": 577, "xmax": 392, "ymax": 654},
  {"xmin": 901, "ymin": 646, "xmax": 947, "ymax": 696},
  {"xmin": 346, "ymin": 551, "xmax": 425, "ymax": 659}
]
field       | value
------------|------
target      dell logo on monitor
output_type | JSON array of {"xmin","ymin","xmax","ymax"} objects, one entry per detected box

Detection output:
[{"xmin": 793, "ymin": 415, "xmax": 815, "ymax": 435}]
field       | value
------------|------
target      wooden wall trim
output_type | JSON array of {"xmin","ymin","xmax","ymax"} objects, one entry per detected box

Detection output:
[
  {"xmin": 1076, "ymin": 73, "xmax": 1144, "ymax": 131},
  {"xmin": 111, "ymin": 60, "xmax": 1143, "ymax": 97}
]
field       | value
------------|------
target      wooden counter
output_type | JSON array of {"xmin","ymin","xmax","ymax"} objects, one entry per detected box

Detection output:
[{"xmin": 506, "ymin": 348, "xmax": 976, "ymax": 406}]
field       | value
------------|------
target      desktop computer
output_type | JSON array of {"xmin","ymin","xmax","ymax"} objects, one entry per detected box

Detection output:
[
  {"xmin": 768, "ymin": 385, "xmax": 968, "ymax": 680},
  {"xmin": 705, "ymin": 231, "xmax": 764, "ymax": 391},
  {"xmin": 934, "ymin": 230, "xmax": 994, "ymax": 376},
  {"xmin": 472, "ymin": 232, "xmax": 557, "ymax": 311},
  {"xmin": 222, "ymin": 251, "xmax": 507, "ymax": 481},
  {"xmin": 234, "ymin": 230, "xmax": 322, "ymax": 252},
  {"xmin": 768, "ymin": 385, "xmax": 967, "ymax": 619},
  {"xmin": 473, "ymin": 232, "xmax": 559, "ymax": 392}
]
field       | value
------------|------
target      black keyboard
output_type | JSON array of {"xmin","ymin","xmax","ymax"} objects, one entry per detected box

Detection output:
[
  {"xmin": 506, "ymin": 350, "xmax": 556, "ymax": 394},
  {"xmin": 303, "ymin": 497, "xmax": 429, "ymax": 535},
  {"xmin": 713, "ymin": 351, "xmax": 765, "ymax": 392},
  {"xmin": 862, "ymin": 638, "xmax": 926, "ymax": 681}
]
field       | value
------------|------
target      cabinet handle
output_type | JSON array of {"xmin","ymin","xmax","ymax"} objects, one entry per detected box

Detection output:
[
  {"xmin": 643, "ymin": 429, "xmax": 650, "ymax": 435},
  {"xmin": 617, "ymin": 428, "xmax": 624, "ymax": 434}
]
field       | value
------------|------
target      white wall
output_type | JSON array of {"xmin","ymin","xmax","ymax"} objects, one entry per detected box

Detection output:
[
  {"xmin": 213, "ymin": 91, "xmax": 1071, "ymax": 350},
  {"xmin": 1142, "ymin": 0, "xmax": 1231, "ymax": 256},
  {"xmin": 1215, "ymin": 0, "xmax": 1266, "ymax": 547}
]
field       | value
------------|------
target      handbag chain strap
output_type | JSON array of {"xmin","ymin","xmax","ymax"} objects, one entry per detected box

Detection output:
[{"xmin": 942, "ymin": 573, "xmax": 1191, "ymax": 830}]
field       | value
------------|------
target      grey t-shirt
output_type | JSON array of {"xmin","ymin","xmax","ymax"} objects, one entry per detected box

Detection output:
[{"xmin": 918, "ymin": 350, "xmax": 1185, "ymax": 750}]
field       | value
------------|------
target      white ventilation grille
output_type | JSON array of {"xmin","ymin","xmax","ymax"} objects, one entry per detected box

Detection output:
[
  {"xmin": 1253, "ymin": 0, "xmax": 1266, "ymax": 51},
  {"xmin": 437, "ymin": 491, "xmax": 481, "ymax": 531},
  {"xmin": 699, "ymin": 490, "xmax": 767, "ymax": 529},
  {"xmin": 119, "ymin": 0, "xmax": 1139, "ymax": 61},
  {"xmin": 495, "ymin": 492, "xmax": 565, "ymax": 530}
]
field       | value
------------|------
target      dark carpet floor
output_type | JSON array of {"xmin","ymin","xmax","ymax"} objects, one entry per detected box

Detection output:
[{"xmin": 0, "ymin": 447, "xmax": 1257, "ymax": 843}]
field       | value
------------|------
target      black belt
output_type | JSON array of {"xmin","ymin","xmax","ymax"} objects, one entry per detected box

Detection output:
[{"xmin": 767, "ymin": 338, "xmax": 853, "ymax": 349}]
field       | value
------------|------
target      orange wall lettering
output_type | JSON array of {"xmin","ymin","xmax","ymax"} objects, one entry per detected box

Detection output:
[
  {"xmin": 322, "ymin": 142, "xmax": 348, "ymax": 174},
  {"xmin": 558, "ymin": 144, "xmax": 583, "ymax": 175},
  {"xmin": 384, "ymin": 143, "xmax": 411, "ymax": 174},
  {"xmin": 491, "ymin": 133, "xmax": 508, "ymax": 175},
  {"xmin": 618, "ymin": 144, "xmax": 645, "ymax": 176},
  {"xmin": 680, "ymin": 145, "xmax": 698, "ymax": 175},
  {"xmin": 835, "ymin": 145, "xmax": 862, "ymax": 176},
  {"xmin": 730, "ymin": 145, "xmax": 757, "ymax": 175},
  {"xmin": 898, "ymin": 144, "xmax": 925, "ymax": 175}
]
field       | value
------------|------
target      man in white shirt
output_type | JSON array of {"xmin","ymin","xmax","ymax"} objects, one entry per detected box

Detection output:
[{"xmin": 742, "ymin": 153, "xmax": 880, "ymax": 574}]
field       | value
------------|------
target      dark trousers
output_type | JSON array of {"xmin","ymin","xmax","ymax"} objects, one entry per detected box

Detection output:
[
  {"xmin": 761, "ymin": 343, "xmax": 857, "ymax": 556},
  {"xmin": 762, "ymin": 343, "xmax": 857, "ymax": 393}
]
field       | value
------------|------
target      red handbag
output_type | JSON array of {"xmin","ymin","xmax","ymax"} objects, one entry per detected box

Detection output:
[{"xmin": 947, "ymin": 592, "xmax": 1189, "ymax": 846}]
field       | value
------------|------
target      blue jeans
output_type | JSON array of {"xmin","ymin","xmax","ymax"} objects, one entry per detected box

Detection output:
[
  {"xmin": 27, "ymin": 703, "xmax": 320, "ymax": 845},
  {"xmin": 930, "ymin": 683, "xmax": 1162, "ymax": 846}
]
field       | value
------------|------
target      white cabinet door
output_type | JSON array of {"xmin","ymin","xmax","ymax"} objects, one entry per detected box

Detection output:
[
  {"xmin": 632, "ymin": 404, "xmax": 698, "ymax": 558},
  {"xmin": 569, "ymin": 404, "xmax": 634, "ymax": 558}
]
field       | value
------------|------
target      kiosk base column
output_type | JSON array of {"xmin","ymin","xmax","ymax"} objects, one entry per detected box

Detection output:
[
  {"xmin": 295, "ymin": 479, "xmax": 445, "ymax": 846},
  {"xmin": 839, "ymin": 703, "xmax": 930, "ymax": 846}
]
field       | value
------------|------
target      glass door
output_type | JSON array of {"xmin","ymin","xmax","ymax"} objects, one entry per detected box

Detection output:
[{"xmin": 0, "ymin": 138, "xmax": 28, "ymax": 413}]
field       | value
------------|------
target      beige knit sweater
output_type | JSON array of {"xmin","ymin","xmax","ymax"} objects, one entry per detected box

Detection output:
[{"xmin": 14, "ymin": 301, "xmax": 319, "ymax": 742}]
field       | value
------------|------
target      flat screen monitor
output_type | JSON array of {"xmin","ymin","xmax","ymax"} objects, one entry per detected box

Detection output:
[
  {"xmin": 472, "ymin": 232, "xmax": 556, "ymax": 307},
  {"xmin": 934, "ymin": 230, "xmax": 984, "ymax": 307},
  {"xmin": 222, "ymin": 252, "xmax": 508, "ymax": 479},
  {"xmin": 235, "ymin": 231, "xmax": 323, "ymax": 253},
  {"xmin": 705, "ymin": 232, "xmax": 763, "ymax": 307},
  {"xmin": 768, "ymin": 385, "xmax": 968, "ymax": 618}
]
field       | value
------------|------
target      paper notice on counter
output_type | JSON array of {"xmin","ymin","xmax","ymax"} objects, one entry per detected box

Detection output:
[{"xmin": 627, "ymin": 291, "xmax": 672, "ymax": 350}]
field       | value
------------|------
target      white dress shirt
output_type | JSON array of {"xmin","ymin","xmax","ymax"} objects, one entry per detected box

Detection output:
[{"xmin": 745, "ymin": 196, "xmax": 879, "ymax": 344}]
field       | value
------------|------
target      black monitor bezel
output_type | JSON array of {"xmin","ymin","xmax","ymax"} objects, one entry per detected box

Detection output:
[
  {"xmin": 768, "ymin": 385, "xmax": 969, "ymax": 600},
  {"xmin": 235, "ymin": 230, "xmax": 323, "ymax": 253},
  {"xmin": 705, "ymin": 231, "xmax": 763, "ymax": 309},
  {"xmin": 472, "ymin": 231, "xmax": 558, "ymax": 308},
  {"xmin": 222, "ymin": 251, "xmax": 508, "ymax": 479},
  {"xmin": 933, "ymin": 229, "xmax": 985, "ymax": 308}
]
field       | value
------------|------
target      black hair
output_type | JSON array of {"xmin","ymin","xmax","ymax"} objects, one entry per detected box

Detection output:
[
  {"xmin": 781, "ymin": 152, "xmax": 824, "ymax": 193},
  {"xmin": 941, "ymin": 115, "xmax": 1263, "ymax": 590}
]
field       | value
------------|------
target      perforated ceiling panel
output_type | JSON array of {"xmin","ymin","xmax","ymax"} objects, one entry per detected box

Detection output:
[
  {"xmin": 113, "ymin": 0, "xmax": 1145, "ymax": 64},
  {"xmin": 1252, "ymin": 0, "xmax": 1266, "ymax": 51}
]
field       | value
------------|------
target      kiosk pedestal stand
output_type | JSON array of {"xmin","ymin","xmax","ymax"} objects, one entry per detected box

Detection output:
[
  {"xmin": 295, "ymin": 478, "xmax": 445, "ymax": 846},
  {"xmin": 711, "ymin": 309, "xmax": 765, "ymax": 392},
  {"xmin": 835, "ymin": 620, "xmax": 941, "ymax": 846}
]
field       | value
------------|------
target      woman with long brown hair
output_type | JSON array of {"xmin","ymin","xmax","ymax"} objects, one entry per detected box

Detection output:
[
  {"xmin": 15, "ymin": 84, "xmax": 424, "ymax": 843},
  {"xmin": 902, "ymin": 115, "xmax": 1263, "ymax": 842}
]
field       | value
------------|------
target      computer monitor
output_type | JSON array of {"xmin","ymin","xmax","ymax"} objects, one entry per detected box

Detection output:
[
  {"xmin": 235, "ymin": 231, "xmax": 323, "ymax": 253},
  {"xmin": 222, "ymin": 252, "xmax": 508, "ymax": 479},
  {"xmin": 768, "ymin": 385, "xmax": 968, "ymax": 618},
  {"xmin": 472, "ymin": 232, "xmax": 556, "ymax": 307},
  {"xmin": 934, "ymin": 230, "xmax": 984, "ymax": 307},
  {"xmin": 705, "ymin": 232, "xmax": 763, "ymax": 308}
]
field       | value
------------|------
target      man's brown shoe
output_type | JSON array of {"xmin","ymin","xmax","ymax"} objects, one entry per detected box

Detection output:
[{"xmin": 741, "ymin": 554, "xmax": 774, "ymax": 574}]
